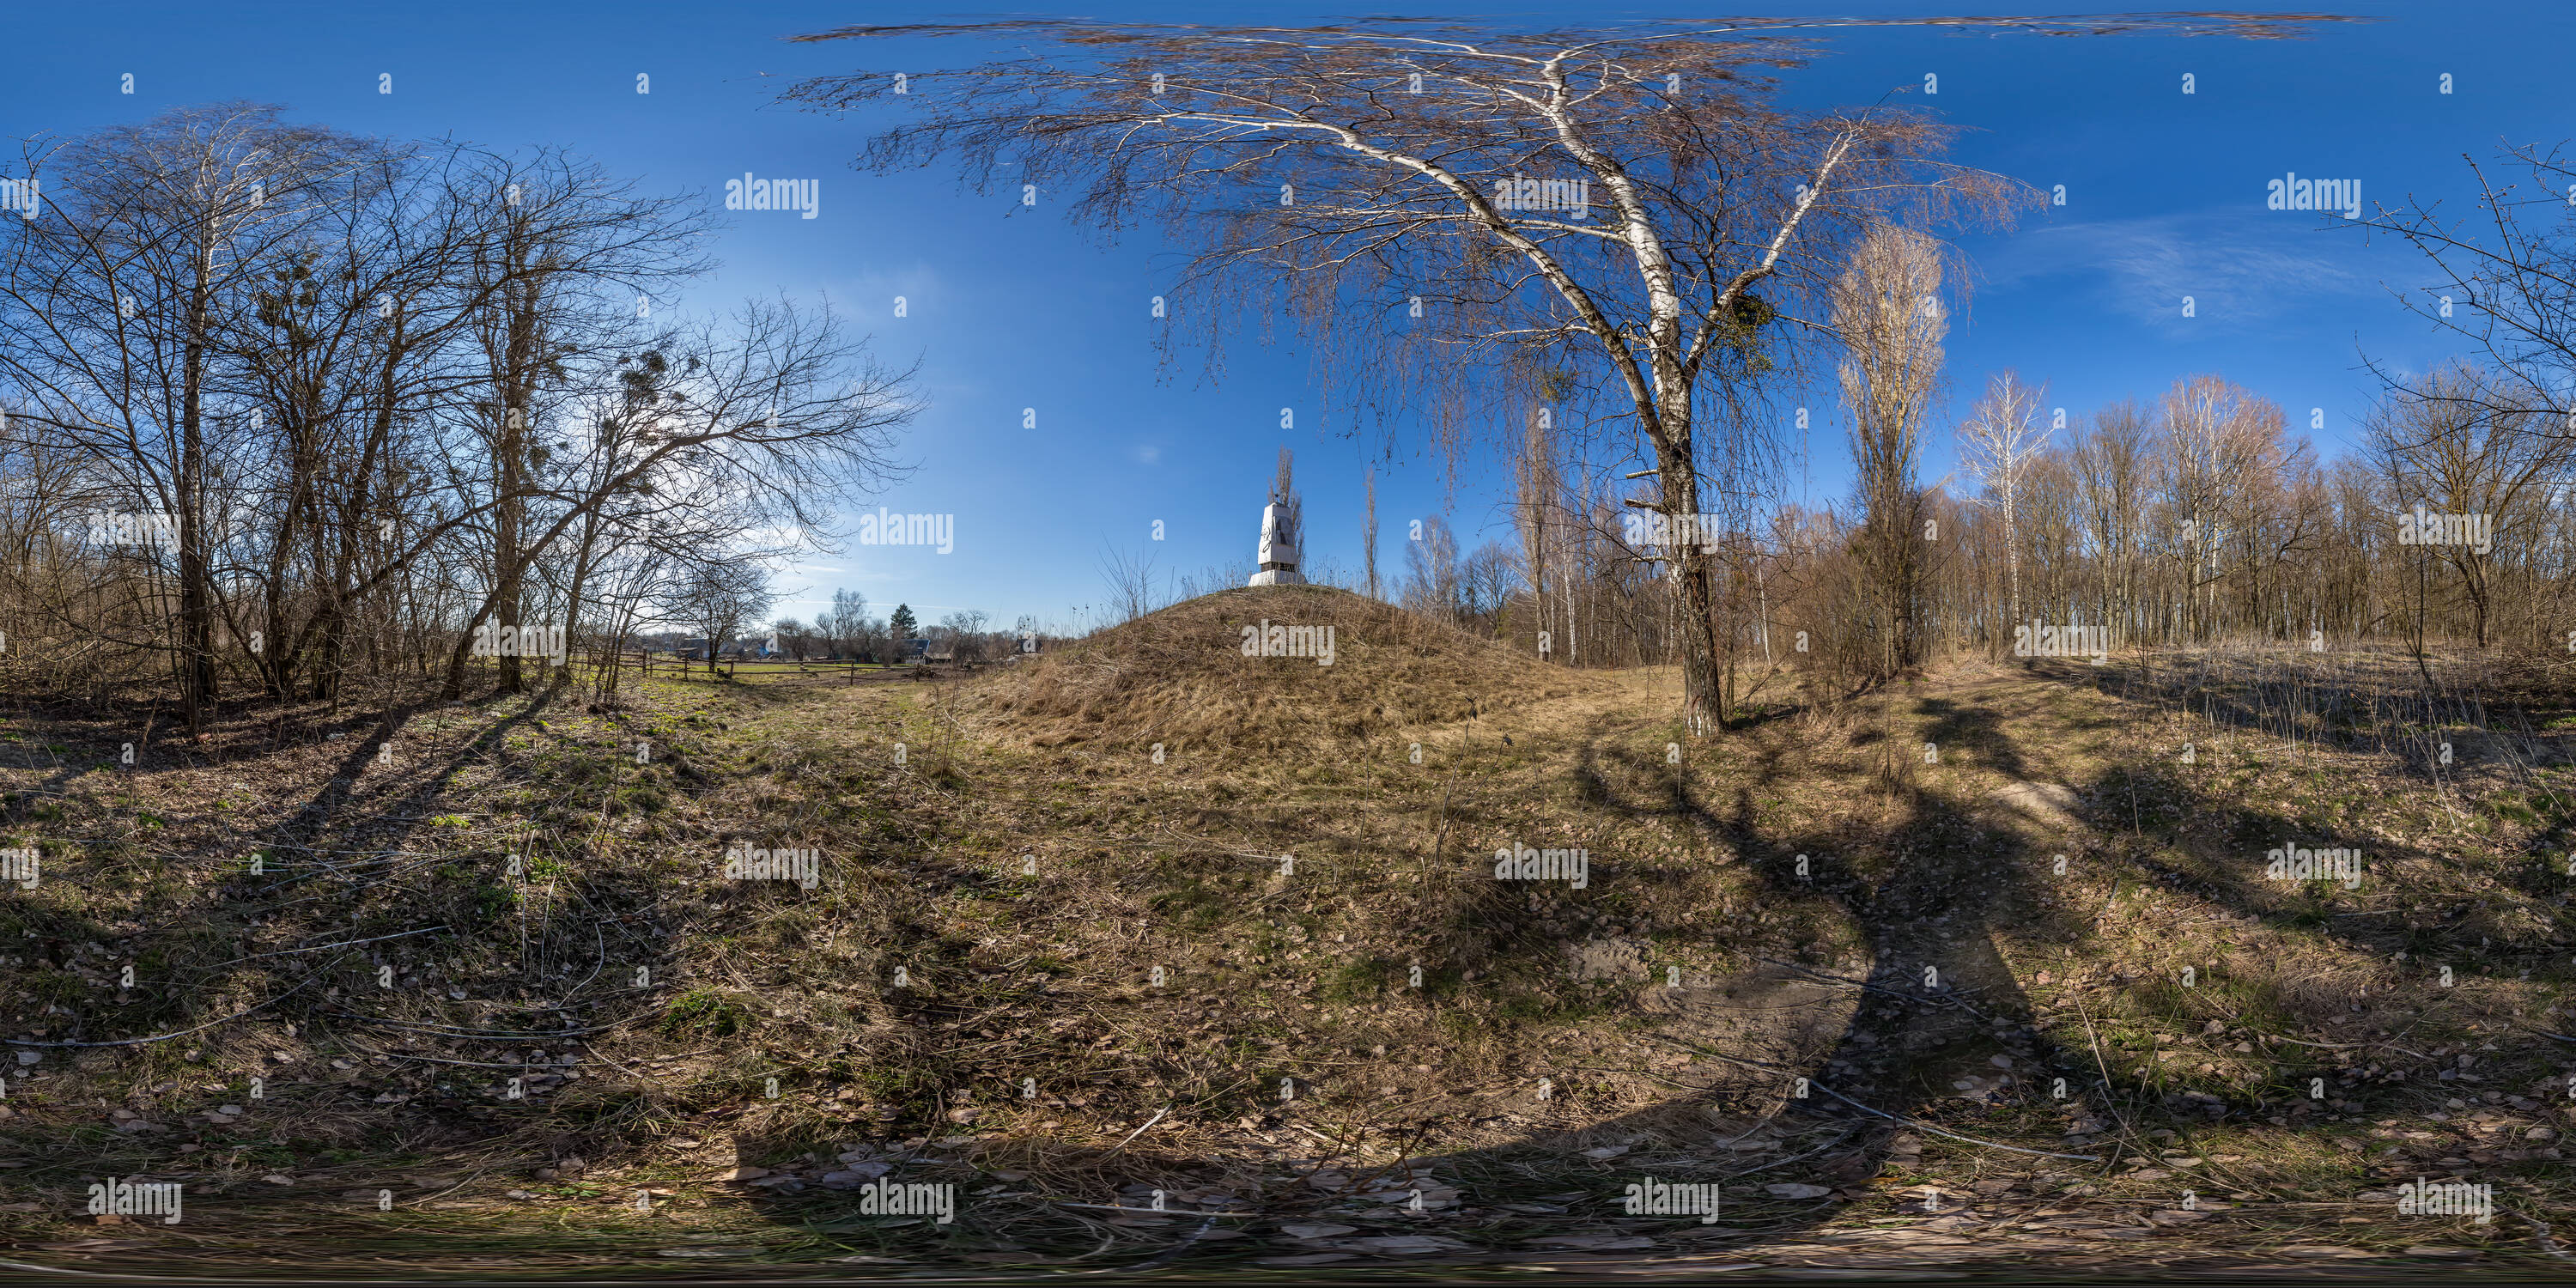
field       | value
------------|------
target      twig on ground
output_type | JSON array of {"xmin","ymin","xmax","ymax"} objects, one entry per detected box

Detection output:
[
  {"xmin": 1107, "ymin": 1104, "xmax": 1170, "ymax": 1154},
  {"xmin": 3, "ymin": 957, "xmax": 343, "ymax": 1048},
  {"xmin": 1658, "ymin": 1040, "xmax": 2101, "ymax": 1162},
  {"xmin": 211, "ymin": 924, "xmax": 448, "ymax": 967}
]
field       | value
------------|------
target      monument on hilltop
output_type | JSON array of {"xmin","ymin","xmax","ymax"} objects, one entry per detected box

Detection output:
[{"xmin": 1249, "ymin": 448, "xmax": 1304, "ymax": 587}]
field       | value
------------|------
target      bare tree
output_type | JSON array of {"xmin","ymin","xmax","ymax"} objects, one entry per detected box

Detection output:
[
  {"xmin": 2357, "ymin": 141, "xmax": 2576, "ymax": 453},
  {"xmin": 772, "ymin": 615, "xmax": 816, "ymax": 660},
  {"xmin": 437, "ymin": 295, "xmax": 916, "ymax": 697},
  {"xmin": 940, "ymin": 609, "xmax": 992, "ymax": 665},
  {"xmin": 2366, "ymin": 362, "xmax": 2568, "ymax": 647},
  {"xmin": 1516, "ymin": 415, "xmax": 1560, "ymax": 661},
  {"xmin": 448, "ymin": 147, "xmax": 710, "ymax": 696},
  {"xmin": 662, "ymin": 561, "xmax": 769, "ymax": 675},
  {"xmin": 2070, "ymin": 400, "xmax": 2153, "ymax": 640},
  {"xmin": 1361, "ymin": 466, "xmax": 1381, "ymax": 601},
  {"xmin": 1401, "ymin": 515, "xmax": 1463, "ymax": 624},
  {"xmin": 1098, "ymin": 544, "xmax": 1166, "ymax": 624},
  {"xmin": 787, "ymin": 18, "xmax": 2033, "ymax": 727},
  {"xmin": 1832, "ymin": 222, "xmax": 1948, "ymax": 680},
  {"xmin": 1269, "ymin": 447, "xmax": 1303, "ymax": 574},
  {"xmin": 1955, "ymin": 369, "xmax": 2054, "ymax": 639},
  {"xmin": 0, "ymin": 108, "xmax": 920, "ymax": 719},
  {"xmin": 828, "ymin": 587, "xmax": 870, "ymax": 655},
  {"xmin": 2156, "ymin": 375, "xmax": 2278, "ymax": 641},
  {"xmin": 0, "ymin": 104, "xmax": 380, "ymax": 728},
  {"xmin": 1461, "ymin": 541, "xmax": 1524, "ymax": 634}
]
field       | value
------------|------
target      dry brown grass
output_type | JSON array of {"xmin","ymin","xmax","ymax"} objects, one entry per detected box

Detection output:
[
  {"xmin": 2, "ymin": 628, "xmax": 2575, "ymax": 1273},
  {"xmin": 967, "ymin": 584, "xmax": 1615, "ymax": 758}
]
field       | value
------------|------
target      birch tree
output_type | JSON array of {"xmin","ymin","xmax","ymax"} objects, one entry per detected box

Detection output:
[
  {"xmin": 2158, "ymin": 375, "xmax": 2275, "ymax": 641},
  {"xmin": 786, "ymin": 18, "xmax": 2032, "ymax": 727},
  {"xmin": 1955, "ymin": 369, "xmax": 2052, "ymax": 639},
  {"xmin": 1361, "ymin": 467, "xmax": 1381, "ymax": 601}
]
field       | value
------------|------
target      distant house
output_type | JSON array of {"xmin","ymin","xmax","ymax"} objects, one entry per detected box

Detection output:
[{"xmin": 903, "ymin": 638, "xmax": 929, "ymax": 663}]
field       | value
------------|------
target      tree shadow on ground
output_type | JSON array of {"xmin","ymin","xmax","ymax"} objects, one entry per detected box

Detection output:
[
  {"xmin": 703, "ymin": 666, "xmax": 2533, "ymax": 1272},
  {"xmin": 699, "ymin": 684, "xmax": 2140, "ymax": 1268},
  {"xmin": 1419, "ymin": 695, "xmax": 2105, "ymax": 1241}
]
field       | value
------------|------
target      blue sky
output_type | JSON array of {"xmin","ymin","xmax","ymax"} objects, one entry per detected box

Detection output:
[{"xmin": 6, "ymin": 1, "xmax": 2568, "ymax": 631}]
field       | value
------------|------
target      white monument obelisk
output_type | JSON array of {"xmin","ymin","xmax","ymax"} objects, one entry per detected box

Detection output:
[
  {"xmin": 1249, "ymin": 448, "xmax": 1304, "ymax": 587},
  {"xmin": 1249, "ymin": 504, "xmax": 1303, "ymax": 586}
]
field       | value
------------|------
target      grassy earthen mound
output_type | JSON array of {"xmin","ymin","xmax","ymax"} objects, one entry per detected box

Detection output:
[{"xmin": 969, "ymin": 583, "xmax": 1608, "ymax": 756}]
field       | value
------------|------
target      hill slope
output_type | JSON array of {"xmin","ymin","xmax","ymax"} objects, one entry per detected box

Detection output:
[{"xmin": 969, "ymin": 584, "xmax": 1613, "ymax": 756}]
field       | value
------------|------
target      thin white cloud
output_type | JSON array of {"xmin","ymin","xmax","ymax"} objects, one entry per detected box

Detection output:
[{"xmin": 1978, "ymin": 212, "xmax": 2373, "ymax": 337}]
